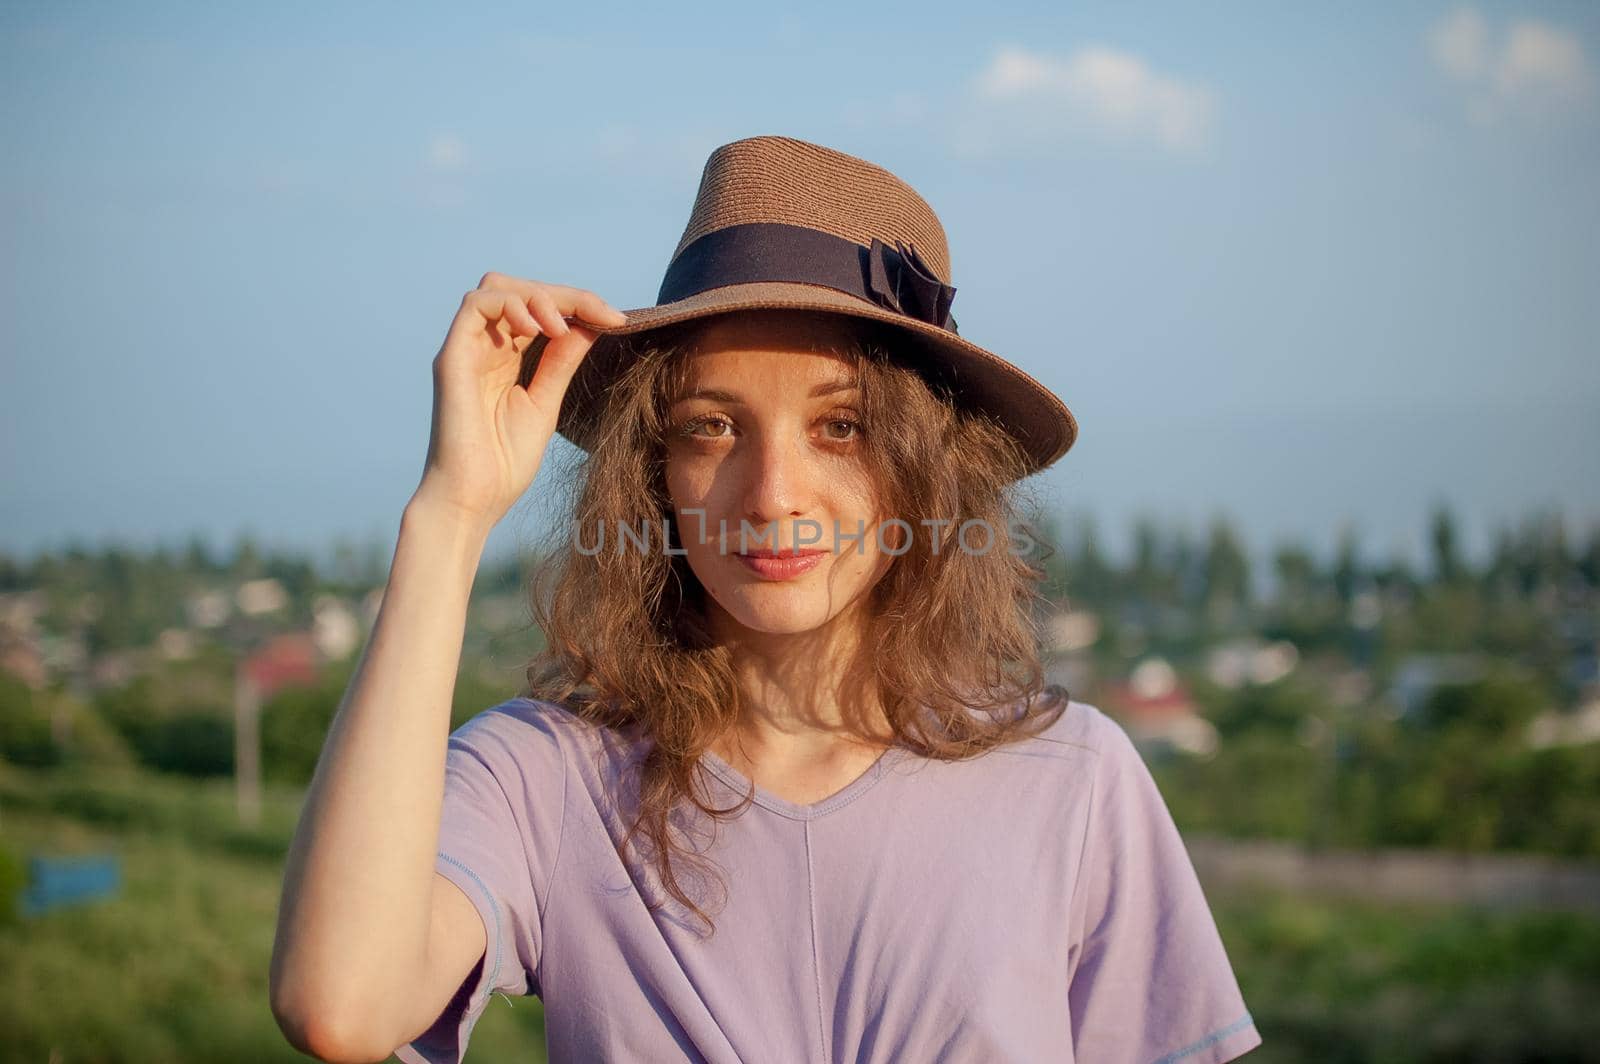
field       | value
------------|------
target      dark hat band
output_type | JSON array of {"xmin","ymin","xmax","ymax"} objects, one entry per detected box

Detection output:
[{"xmin": 656, "ymin": 221, "xmax": 959, "ymax": 334}]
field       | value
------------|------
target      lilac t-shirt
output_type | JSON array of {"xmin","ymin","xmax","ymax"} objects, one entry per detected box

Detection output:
[{"xmin": 395, "ymin": 696, "xmax": 1261, "ymax": 1064}]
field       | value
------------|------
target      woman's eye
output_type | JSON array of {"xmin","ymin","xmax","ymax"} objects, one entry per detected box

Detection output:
[
  {"xmin": 823, "ymin": 418, "xmax": 861, "ymax": 441},
  {"xmin": 683, "ymin": 415, "xmax": 732, "ymax": 439},
  {"xmin": 676, "ymin": 413, "xmax": 859, "ymax": 442}
]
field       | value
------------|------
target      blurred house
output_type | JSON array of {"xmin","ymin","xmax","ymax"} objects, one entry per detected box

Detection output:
[
  {"xmin": 157, "ymin": 627, "xmax": 199, "ymax": 662},
  {"xmin": 239, "ymin": 631, "xmax": 321, "ymax": 699},
  {"xmin": 1101, "ymin": 657, "xmax": 1219, "ymax": 758},
  {"xmin": 185, "ymin": 588, "xmax": 232, "ymax": 629},
  {"xmin": 0, "ymin": 590, "xmax": 48, "ymax": 689},
  {"xmin": 1205, "ymin": 636, "xmax": 1299, "ymax": 689},
  {"xmin": 0, "ymin": 629, "xmax": 46, "ymax": 689},
  {"xmin": 311, "ymin": 595, "xmax": 360, "ymax": 661},
  {"xmin": 0, "ymin": 589, "xmax": 45, "ymax": 630},
  {"xmin": 1045, "ymin": 608, "xmax": 1100, "ymax": 654},
  {"xmin": 1526, "ymin": 689, "xmax": 1600, "ymax": 749},
  {"xmin": 235, "ymin": 578, "xmax": 288, "ymax": 616},
  {"xmin": 235, "ymin": 631, "xmax": 322, "ymax": 827}
]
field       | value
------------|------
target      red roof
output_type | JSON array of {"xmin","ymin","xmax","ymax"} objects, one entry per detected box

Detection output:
[
  {"xmin": 1103, "ymin": 679, "xmax": 1197, "ymax": 721},
  {"xmin": 240, "ymin": 632, "xmax": 320, "ymax": 699}
]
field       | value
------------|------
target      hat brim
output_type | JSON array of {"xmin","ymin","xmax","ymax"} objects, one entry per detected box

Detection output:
[{"xmin": 523, "ymin": 280, "xmax": 1078, "ymax": 475}]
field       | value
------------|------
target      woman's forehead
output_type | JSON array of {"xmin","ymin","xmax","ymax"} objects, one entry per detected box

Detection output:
[
  {"xmin": 685, "ymin": 308, "xmax": 866, "ymax": 355},
  {"xmin": 675, "ymin": 347, "xmax": 860, "ymax": 394},
  {"xmin": 670, "ymin": 312, "xmax": 862, "ymax": 388}
]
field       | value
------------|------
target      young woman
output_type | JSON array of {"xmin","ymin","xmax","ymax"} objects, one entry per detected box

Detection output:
[{"xmin": 270, "ymin": 136, "xmax": 1261, "ymax": 1064}]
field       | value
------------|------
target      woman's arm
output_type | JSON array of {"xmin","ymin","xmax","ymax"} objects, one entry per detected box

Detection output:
[
  {"xmin": 269, "ymin": 495, "xmax": 494, "ymax": 1062},
  {"xmin": 268, "ymin": 275, "xmax": 626, "ymax": 1062}
]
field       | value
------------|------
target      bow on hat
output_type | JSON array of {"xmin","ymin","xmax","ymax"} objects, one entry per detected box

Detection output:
[{"xmin": 865, "ymin": 237, "xmax": 958, "ymax": 333}]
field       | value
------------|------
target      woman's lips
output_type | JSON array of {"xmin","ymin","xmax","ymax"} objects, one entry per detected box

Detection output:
[{"xmin": 735, "ymin": 550, "xmax": 827, "ymax": 580}]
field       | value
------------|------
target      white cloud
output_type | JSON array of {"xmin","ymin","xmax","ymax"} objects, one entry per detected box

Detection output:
[
  {"xmin": 1428, "ymin": 8, "xmax": 1595, "ymax": 123},
  {"xmin": 426, "ymin": 134, "xmax": 467, "ymax": 172},
  {"xmin": 1429, "ymin": 7, "xmax": 1488, "ymax": 78},
  {"xmin": 1496, "ymin": 20, "xmax": 1594, "ymax": 101},
  {"xmin": 971, "ymin": 44, "xmax": 1216, "ymax": 152}
]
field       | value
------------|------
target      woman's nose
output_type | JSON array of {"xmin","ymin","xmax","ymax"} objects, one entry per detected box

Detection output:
[{"xmin": 741, "ymin": 427, "xmax": 812, "ymax": 528}]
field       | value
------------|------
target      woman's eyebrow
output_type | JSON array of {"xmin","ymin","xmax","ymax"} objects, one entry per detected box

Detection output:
[
  {"xmin": 674, "ymin": 386, "xmax": 743, "ymax": 405},
  {"xmin": 673, "ymin": 376, "xmax": 861, "ymax": 405},
  {"xmin": 808, "ymin": 376, "xmax": 861, "ymax": 398}
]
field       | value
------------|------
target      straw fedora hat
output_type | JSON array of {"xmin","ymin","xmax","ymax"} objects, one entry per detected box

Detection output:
[{"xmin": 519, "ymin": 134, "xmax": 1078, "ymax": 474}]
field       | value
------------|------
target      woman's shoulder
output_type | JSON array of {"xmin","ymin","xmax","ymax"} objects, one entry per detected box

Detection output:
[
  {"xmin": 988, "ymin": 693, "xmax": 1130, "ymax": 762},
  {"xmin": 451, "ymin": 694, "xmax": 570, "ymax": 741},
  {"xmin": 448, "ymin": 695, "xmax": 645, "ymax": 773},
  {"xmin": 923, "ymin": 695, "xmax": 1138, "ymax": 803}
]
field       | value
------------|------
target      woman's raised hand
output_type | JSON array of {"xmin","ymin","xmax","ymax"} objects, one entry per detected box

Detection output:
[{"xmin": 411, "ymin": 273, "xmax": 628, "ymax": 529}]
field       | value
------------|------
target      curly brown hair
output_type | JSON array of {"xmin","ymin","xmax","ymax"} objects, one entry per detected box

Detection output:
[{"xmin": 519, "ymin": 309, "xmax": 1069, "ymax": 936}]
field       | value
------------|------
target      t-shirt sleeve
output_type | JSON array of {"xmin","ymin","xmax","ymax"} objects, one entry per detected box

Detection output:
[
  {"xmin": 394, "ymin": 700, "xmax": 568, "ymax": 1064},
  {"xmin": 1066, "ymin": 707, "xmax": 1261, "ymax": 1064}
]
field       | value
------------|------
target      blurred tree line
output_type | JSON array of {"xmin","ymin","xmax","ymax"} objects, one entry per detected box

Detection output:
[
  {"xmin": 1032, "ymin": 504, "xmax": 1597, "ymax": 695},
  {"xmin": 0, "ymin": 530, "xmax": 536, "ymax": 655},
  {"xmin": 0, "ymin": 657, "xmax": 526, "ymax": 785},
  {"xmin": 2, "ymin": 503, "xmax": 1596, "ymax": 859},
  {"xmin": 1152, "ymin": 666, "xmax": 1600, "ymax": 858}
]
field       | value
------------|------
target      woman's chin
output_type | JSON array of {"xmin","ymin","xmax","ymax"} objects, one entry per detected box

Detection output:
[{"xmin": 710, "ymin": 590, "xmax": 846, "ymax": 637}]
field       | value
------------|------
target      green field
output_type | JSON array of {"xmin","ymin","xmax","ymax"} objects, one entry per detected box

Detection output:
[{"xmin": 2, "ymin": 762, "xmax": 1598, "ymax": 1063}]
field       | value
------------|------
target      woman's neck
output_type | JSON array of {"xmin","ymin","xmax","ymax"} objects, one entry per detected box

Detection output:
[{"xmin": 706, "ymin": 604, "xmax": 891, "ymax": 764}]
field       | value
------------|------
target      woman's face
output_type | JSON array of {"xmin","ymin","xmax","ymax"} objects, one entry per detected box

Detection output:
[{"xmin": 663, "ymin": 312, "xmax": 897, "ymax": 639}]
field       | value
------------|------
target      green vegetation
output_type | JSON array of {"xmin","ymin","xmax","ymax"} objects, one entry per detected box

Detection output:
[
  {"xmin": 2, "ymin": 762, "xmax": 1597, "ymax": 1062},
  {"xmin": 1154, "ymin": 669, "xmax": 1600, "ymax": 857},
  {"xmin": 1216, "ymin": 888, "xmax": 1600, "ymax": 1062},
  {"xmin": 0, "ymin": 763, "xmax": 550, "ymax": 1064}
]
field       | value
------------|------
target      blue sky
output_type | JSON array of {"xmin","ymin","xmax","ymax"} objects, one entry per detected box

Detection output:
[{"xmin": 2, "ymin": 0, "xmax": 1597, "ymax": 573}]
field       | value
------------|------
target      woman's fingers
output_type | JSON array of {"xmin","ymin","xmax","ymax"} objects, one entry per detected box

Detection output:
[
  {"xmin": 499, "ymin": 292, "xmax": 543, "ymax": 341},
  {"xmin": 452, "ymin": 275, "xmax": 625, "ymax": 415},
  {"xmin": 475, "ymin": 272, "xmax": 628, "ymax": 328},
  {"xmin": 524, "ymin": 322, "xmax": 599, "ymax": 410},
  {"xmin": 449, "ymin": 290, "xmax": 542, "ymax": 355},
  {"xmin": 569, "ymin": 287, "xmax": 630, "ymax": 327},
  {"xmin": 526, "ymin": 287, "xmax": 570, "ymax": 339},
  {"xmin": 418, "ymin": 275, "xmax": 625, "ymax": 529}
]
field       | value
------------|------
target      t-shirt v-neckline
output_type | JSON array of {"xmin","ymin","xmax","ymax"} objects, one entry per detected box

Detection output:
[{"xmin": 696, "ymin": 741, "xmax": 909, "ymax": 821}]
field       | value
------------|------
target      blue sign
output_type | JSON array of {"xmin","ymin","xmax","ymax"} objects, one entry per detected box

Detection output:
[{"xmin": 21, "ymin": 854, "xmax": 121, "ymax": 916}]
